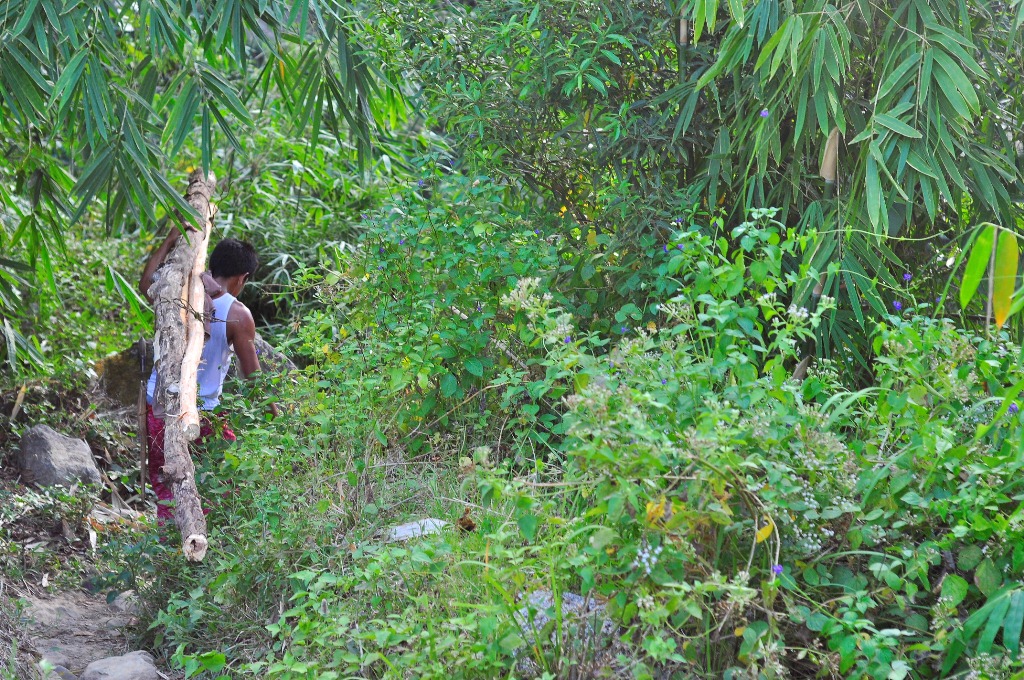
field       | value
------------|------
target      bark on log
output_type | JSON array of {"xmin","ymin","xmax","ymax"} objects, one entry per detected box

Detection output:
[{"xmin": 150, "ymin": 170, "xmax": 217, "ymax": 562}]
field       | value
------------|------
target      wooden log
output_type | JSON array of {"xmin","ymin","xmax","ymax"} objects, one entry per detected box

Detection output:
[{"xmin": 150, "ymin": 170, "xmax": 217, "ymax": 562}]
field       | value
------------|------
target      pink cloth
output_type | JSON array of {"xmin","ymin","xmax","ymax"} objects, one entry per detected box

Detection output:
[{"xmin": 146, "ymin": 405, "xmax": 236, "ymax": 523}]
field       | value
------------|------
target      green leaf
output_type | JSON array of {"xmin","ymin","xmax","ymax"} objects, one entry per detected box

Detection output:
[
  {"xmin": 875, "ymin": 113, "xmax": 921, "ymax": 138},
  {"xmin": 994, "ymin": 230, "xmax": 1019, "ymax": 327},
  {"xmin": 958, "ymin": 545, "xmax": 985, "ymax": 571},
  {"xmin": 727, "ymin": 0, "xmax": 745, "ymax": 26},
  {"xmin": 941, "ymin": 574, "xmax": 969, "ymax": 607},
  {"xmin": 876, "ymin": 52, "xmax": 920, "ymax": 101},
  {"xmin": 517, "ymin": 514, "xmax": 538, "ymax": 541},
  {"xmin": 1005, "ymin": 591, "xmax": 1024, "ymax": 658},
  {"xmin": 464, "ymin": 357, "xmax": 484, "ymax": 377},
  {"xmin": 931, "ymin": 48, "xmax": 980, "ymax": 115},
  {"xmin": 975, "ymin": 558, "xmax": 1003, "ymax": 597},
  {"xmin": 960, "ymin": 225, "xmax": 995, "ymax": 310},
  {"xmin": 979, "ymin": 592, "xmax": 1012, "ymax": 654},
  {"xmin": 440, "ymin": 373, "xmax": 457, "ymax": 398},
  {"xmin": 198, "ymin": 652, "xmax": 227, "ymax": 673},
  {"xmin": 499, "ymin": 632, "xmax": 524, "ymax": 653},
  {"xmin": 865, "ymin": 155, "xmax": 882, "ymax": 231},
  {"xmin": 589, "ymin": 527, "xmax": 617, "ymax": 551}
]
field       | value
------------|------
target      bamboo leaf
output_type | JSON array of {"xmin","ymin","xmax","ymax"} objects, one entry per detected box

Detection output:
[
  {"xmin": 960, "ymin": 224, "xmax": 994, "ymax": 310},
  {"xmin": 875, "ymin": 113, "xmax": 921, "ymax": 139},
  {"xmin": 865, "ymin": 155, "xmax": 882, "ymax": 231},
  {"xmin": 1004, "ymin": 591, "xmax": 1024, "ymax": 658},
  {"xmin": 727, "ymin": 0, "xmax": 745, "ymax": 27},
  {"xmin": 931, "ymin": 48, "xmax": 980, "ymax": 115},
  {"xmin": 993, "ymin": 230, "xmax": 1019, "ymax": 328},
  {"xmin": 877, "ymin": 52, "xmax": 920, "ymax": 101},
  {"xmin": 978, "ymin": 590, "xmax": 1011, "ymax": 654}
]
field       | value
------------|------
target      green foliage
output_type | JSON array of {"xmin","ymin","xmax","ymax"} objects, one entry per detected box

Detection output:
[
  {"xmin": 0, "ymin": 0, "xmax": 410, "ymax": 367},
  {"xmin": 379, "ymin": 0, "xmax": 1024, "ymax": 360},
  {"xmin": 8, "ymin": 2, "xmax": 1024, "ymax": 678},
  {"xmin": 144, "ymin": 203, "xmax": 1024, "ymax": 678}
]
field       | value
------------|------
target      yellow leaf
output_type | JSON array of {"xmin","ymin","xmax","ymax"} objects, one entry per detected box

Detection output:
[
  {"xmin": 734, "ymin": 626, "xmax": 746, "ymax": 637},
  {"xmin": 279, "ymin": 59, "xmax": 285, "ymax": 80},
  {"xmin": 756, "ymin": 516, "xmax": 774, "ymax": 543},
  {"xmin": 994, "ymin": 230, "xmax": 1019, "ymax": 327},
  {"xmin": 587, "ymin": 230, "xmax": 598, "ymax": 247},
  {"xmin": 646, "ymin": 496, "xmax": 667, "ymax": 525}
]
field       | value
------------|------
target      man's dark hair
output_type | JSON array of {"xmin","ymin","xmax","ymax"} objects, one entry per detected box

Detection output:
[{"xmin": 209, "ymin": 238, "xmax": 259, "ymax": 278}]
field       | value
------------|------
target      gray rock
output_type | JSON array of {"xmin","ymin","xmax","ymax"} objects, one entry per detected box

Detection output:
[
  {"xmin": 17, "ymin": 425, "xmax": 100, "ymax": 487},
  {"xmin": 385, "ymin": 518, "xmax": 449, "ymax": 542},
  {"xmin": 513, "ymin": 590, "xmax": 624, "ymax": 677},
  {"xmin": 515, "ymin": 590, "xmax": 617, "ymax": 642},
  {"xmin": 107, "ymin": 591, "xmax": 139, "ymax": 616},
  {"xmin": 80, "ymin": 652, "xmax": 159, "ymax": 680},
  {"xmin": 35, "ymin": 663, "xmax": 78, "ymax": 680}
]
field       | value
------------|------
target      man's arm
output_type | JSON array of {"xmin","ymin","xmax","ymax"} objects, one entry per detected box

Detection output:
[
  {"xmin": 227, "ymin": 301, "xmax": 281, "ymax": 417},
  {"xmin": 227, "ymin": 302, "xmax": 261, "ymax": 378}
]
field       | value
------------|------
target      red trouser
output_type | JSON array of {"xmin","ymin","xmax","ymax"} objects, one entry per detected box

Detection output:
[{"xmin": 146, "ymin": 404, "xmax": 236, "ymax": 523}]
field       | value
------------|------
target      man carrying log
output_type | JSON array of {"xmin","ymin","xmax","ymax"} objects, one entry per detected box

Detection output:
[{"xmin": 139, "ymin": 226, "xmax": 272, "ymax": 526}]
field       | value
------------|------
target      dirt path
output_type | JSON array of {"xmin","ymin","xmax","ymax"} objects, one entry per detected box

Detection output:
[
  {"xmin": 4, "ymin": 586, "xmax": 176, "ymax": 680},
  {"xmin": 21, "ymin": 590, "xmax": 133, "ymax": 675}
]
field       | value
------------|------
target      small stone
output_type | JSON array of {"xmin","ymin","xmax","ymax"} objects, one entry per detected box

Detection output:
[
  {"xmin": 36, "ymin": 664, "xmax": 78, "ymax": 680},
  {"xmin": 80, "ymin": 652, "xmax": 159, "ymax": 680},
  {"xmin": 385, "ymin": 518, "xmax": 449, "ymax": 542},
  {"xmin": 17, "ymin": 425, "xmax": 100, "ymax": 487},
  {"xmin": 108, "ymin": 591, "xmax": 139, "ymax": 616}
]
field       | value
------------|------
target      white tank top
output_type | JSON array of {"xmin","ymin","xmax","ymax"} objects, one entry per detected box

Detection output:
[{"xmin": 147, "ymin": 291, "xmax": 237, "ymax": 411}]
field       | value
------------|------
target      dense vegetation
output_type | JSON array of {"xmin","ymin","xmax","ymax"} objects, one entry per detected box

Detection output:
[{"xmin": 5, "ymin": 0, "xmax": 1024, "ymax": 678}]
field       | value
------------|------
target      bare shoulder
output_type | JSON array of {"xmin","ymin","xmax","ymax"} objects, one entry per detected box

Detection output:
[{"xmin": 226, "ymin": 299, "xmax": 256, "ymax": 342}]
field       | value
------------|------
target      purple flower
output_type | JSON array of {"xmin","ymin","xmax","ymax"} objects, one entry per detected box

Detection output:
[
  {"xmin": 399, "ymin": 239, "xmax": 405, "ymax": 245},
  {"xmin": 417, "ymin": 179, "xmax": 425, "ymax": 187},
  {"xmin": 564, "ymin": 336, "xmax": 571, "ymax": 344},
  {"xmin": 903, "ymin": 272, "xmax": 912, "ymax": 282},
  {"xmin": 361, "ymin": 213, "xmax": 368, "ymax": 219},
  {"xmin": 772, "ymin": 564, "xmax": 784, "ymax": 575},
  {"xmin": 663, "ymin": 244, "xmax": 668, "ymax": 253},
  {"xmin": 661, "ymin": 379, "xmax": 667, "ymax": 385},
  {"xmin": 677, "ymin": 244, "xmax": 684, "ymax": 250},
  {"xmin": 760, "ymin": 109, "xmax": 770, "ymax": 118},
  {"xmin": 620, "ymin": 325, "xmax": 629, "ymax": 333},
  {"xmin": 893, "ymin": 301, "xmax": 903, "ymax": 311},
  {"xmin": 534, "ymin": 229, "xmax": 541, "ymax": 235},
  {"xmin": 1011, "ymin": 403, "xmax": 1019, "ymax": 414},
  {"xmin": 673, "ymin": 218, "xmax": 683, "ymax": 225}
]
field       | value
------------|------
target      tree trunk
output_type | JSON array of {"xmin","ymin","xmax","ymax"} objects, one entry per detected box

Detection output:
[{"xmin": 150, "ymin": 170, "xmax": 217, "ymax": 562}]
